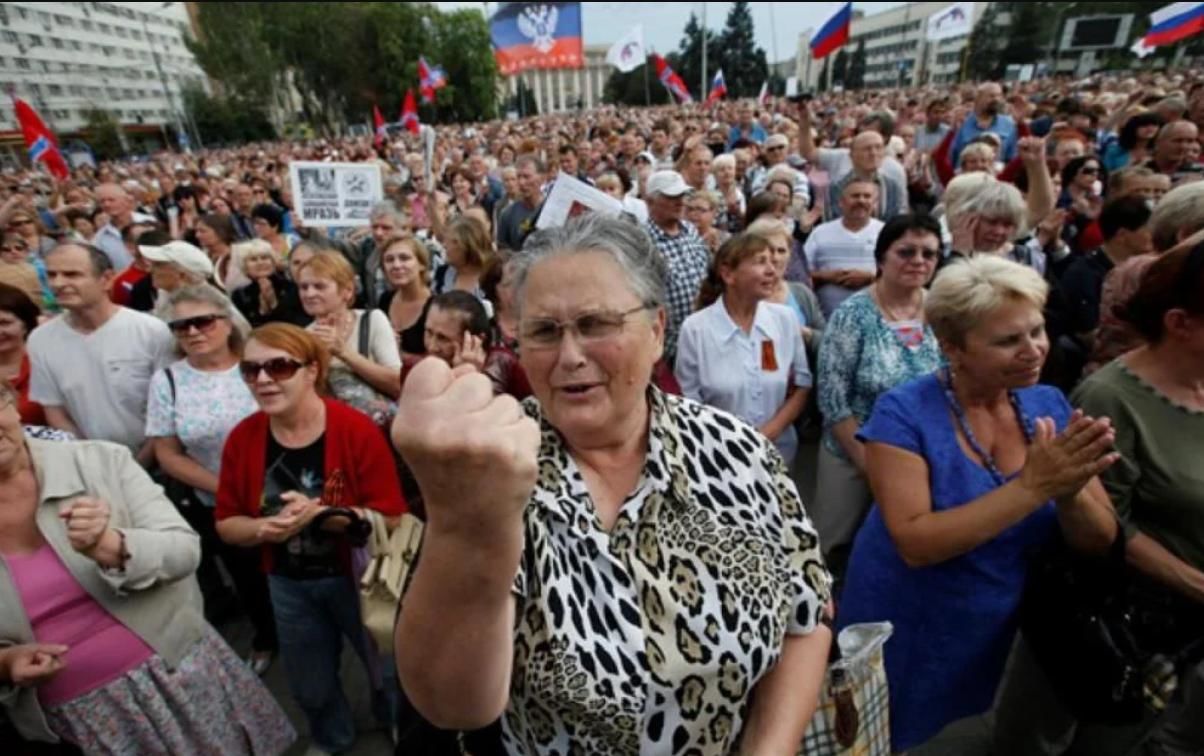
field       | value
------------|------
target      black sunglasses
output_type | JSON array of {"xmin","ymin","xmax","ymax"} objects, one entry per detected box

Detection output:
[
  {"xmin": 239, "ymin": 357, "xmax": 310, "ymax": 383},
  {"xmin": 168, "ymin": 314, "xmax": 227, "ymax": 334},
  {"xmin": 1079, "ymin": 166, "xmax": 1100, "ymax": 175},
  {"xmin": 894, "ymin": 245, "xmax": 940, "ymax": 261}
]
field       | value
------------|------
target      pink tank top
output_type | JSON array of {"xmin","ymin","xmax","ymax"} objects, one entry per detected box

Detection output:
[{"xmin": 5, "ymin": 544, "xmax": 155, "ymax": 707}]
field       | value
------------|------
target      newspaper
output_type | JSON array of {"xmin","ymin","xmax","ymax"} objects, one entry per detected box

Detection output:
[
  {"xmin": 288, "ymin": 161, "xmax": 383, "ymax": 228},
  {"xmin": 535, "ymin": 171, "xmax": 625, "ymax": 230}
]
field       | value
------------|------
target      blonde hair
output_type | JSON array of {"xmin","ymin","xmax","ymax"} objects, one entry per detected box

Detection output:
[
  {"xmin": 926, "ymin": 255, "xmax": 1049, "ymax": 346},
  {"xmin": 296, "ymin": 250, "xmax": 357, "ymax": 306},
  {"xmin": 233, "ymin": 239, "xmax": 282, "ymax": 276},
  {"xmin": 744, "ymin": 217, "xmax": 791, "ymax": 242},
  {"xmin": 958, "ymin": 142, "xmax": 996, "ymax": 170},
  {"xmin": 1150, "ymin": 182, "xmax": 1204, "ymax": 252},
  {"xmin": 687, "ymin": 190, "xmax": 721, "ymax": 211},
  {"xmin": 444, "ymin": 216, "xmax": 493, "ymax": 269}
]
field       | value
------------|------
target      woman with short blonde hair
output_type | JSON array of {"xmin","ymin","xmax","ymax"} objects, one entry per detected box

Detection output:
[{"xmin": 230, "ymin": 240, "xmax": 308, "ymax": 329}]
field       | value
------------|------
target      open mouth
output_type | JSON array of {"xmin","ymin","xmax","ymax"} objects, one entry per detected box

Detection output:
[{"xmin": 558, "ymin": 383, "xmax": 599, "ymax": 397}]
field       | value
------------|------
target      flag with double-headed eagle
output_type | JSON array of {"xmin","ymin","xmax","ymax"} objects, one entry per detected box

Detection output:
[{"xmin": 490, "ymin": 2, "xmax": 584, "ymax": 74}]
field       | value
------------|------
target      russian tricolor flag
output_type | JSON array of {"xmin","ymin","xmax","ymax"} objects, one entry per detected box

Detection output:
[
  {"xmin": 705, "ymin": 70, "xmax": 727, "ymax": 107},
  {"xmin": 418, "ymin": 57, "xmax": 447, "ymax": 104},
  {"xmin": 810, "ymin": 2, "xmax": 852, "ymax": 60},
  {"xmin": 1141, "ymin": 2, "xmax": 1204, "ymax": 49}
]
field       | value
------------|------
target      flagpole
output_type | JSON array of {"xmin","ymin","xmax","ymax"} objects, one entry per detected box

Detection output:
[
  {"xmin": 700, "ymin": 2, "xmax": 708, "ymax": 102},
  {"xmin": 643, "ymin": 56, "xmax": 652, "ymax": 106}
]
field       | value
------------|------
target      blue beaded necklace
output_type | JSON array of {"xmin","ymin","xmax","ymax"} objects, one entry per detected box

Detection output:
[{"xmin": 939, "ymin": 368, "xmax": 1035, "ymax": 485}]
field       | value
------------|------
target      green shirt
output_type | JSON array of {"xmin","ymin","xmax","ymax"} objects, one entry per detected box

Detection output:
[{"xmin": 1072, "ymin": 359, "xmax": 1204, "ymax": 571}]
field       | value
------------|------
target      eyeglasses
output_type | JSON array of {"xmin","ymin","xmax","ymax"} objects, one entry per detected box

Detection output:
[
  {"xmin": 168, "ymin": 313, "xmax": 228, "ymax": 334},
  {"xmin": 0, "ymin": 244, "xmax": 27, "ymax": 254},
  {"xmin": 520, "ymin": 304, "xmax": 653, "ymax": 349},
  {"xmin": 893, "ymin": 245, "xmax": 941, "ymax": 261},
  {"xmin": 239, "ymin": 357, "xmax": 310, "ymax": 383},
  {"xmin": 1079, "ymin": 166, "xmax": 1100, "ymax": 175}
]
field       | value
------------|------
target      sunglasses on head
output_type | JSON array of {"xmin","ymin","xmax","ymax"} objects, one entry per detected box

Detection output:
[
  {"xmin": 239, "ymin": 357, "xmax": 309, "ymax": 383},
  {"xmin": 894, "ymin": 245, "xmax": 940, "ymax": 261},
  {"xmin": 168, "ymin": 314, "xmax": 227, "ymax": 334}
]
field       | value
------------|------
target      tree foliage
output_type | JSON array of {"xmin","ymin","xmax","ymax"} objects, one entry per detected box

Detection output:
[
  {"xmin": 846, "ymin": 41, "xmax": 868, "ymax": 90},
  {"xmin": 605, "ymin": 59, "xmax": 671, "ymax": 107},
  {"xmin": 715, "ymin": 1, "xmax": 768, "ymax": 98},
  {"xmin": 182, "ymin": 86, "xmax": 275, "ymax": 147},
  {"xmin": 82, "ymin": 108, "xmax": 124, "ymax": 160},
  {"xmin": 186, "ymin": 2, "xmax": 498, "ymax": 135},
  {"xmin": 676, "ymin": 12, "xmax": 721, "ymax": 100},
  {"xmin": 832, "ymin": 49, "xmax": 850, "ymax": 88}
]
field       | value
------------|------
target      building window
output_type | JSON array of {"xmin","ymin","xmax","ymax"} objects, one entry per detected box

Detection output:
[
  {"xmin": 1, "ymin": 31, "xmax": 15, "ymax": 43},
  {"xmin": 15, "ymin": 58, "xmax": 29, "ymax": 70},
  {"xmin": 81, "ymin": 19, "xmax": 93, "ymax": 31},
  {"xmin": 27, "ymin": 34, "xmax": 43, "ymax": 46},
  {"xmin": 71, "ymin": 40, "xmax": 81, "ymax": 50},
  {"xmin": 51, "ymin": 38, "xmax": 63, "ymax": 49},
  {"xmin": 48, "ymin": 84, "xmax": 63, "ymax": 95}
]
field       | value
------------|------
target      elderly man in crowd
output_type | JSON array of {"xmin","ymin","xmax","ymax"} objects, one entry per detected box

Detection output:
[
  {"xmin": 92, "ymin": 182, "xmax": 153, "ymax": 271},
  {"xmin": 750, "ymin": 133, "xmax": 812, "ymax": 205},
  {"xmin": 823, "ymin": 130, "xmax": 909, "ymax": 222},
  {"xmin": 497, "ymin": 155, "xmax": 545, "ymax": 251},
  {"xmin": 799, "ymin": 104, "xmax": 908, "ymax": 211},
  {"xmin": 642, "ymin": 170, "xmax": 710, "ymax": 365},
  {"xmin": 951, "ymin": 81, "xmax": 1020, "ymax": 165},
  {"xmin": 805, "ymin": 178, "xmax": 885, "ymax": 317},
  {"xmin": 1144, "ymin": 120, "xmax": 1203, "ymax": 183}
]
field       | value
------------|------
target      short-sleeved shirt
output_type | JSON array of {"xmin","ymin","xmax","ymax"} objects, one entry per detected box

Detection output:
[
  {"xmin": 816, "ymin": 290, "xmax": 943, "ymax": 460},
  {"xmin": 1072, "ymin": 359, "xmax": 1204, "ymax": 572},
  {"xmin": 499, "ymin": 388, "xmax": 831, "ymax": 755},
  {"xmin": 644, "ymin": 219, "xmax": 711, "ymax": 365},
  {"xmin": 310, "ymin": 309, "xmax": 402, "ymax": 425},
  {"xmin": 838, "ymin": 373, "xmax": 1070, "ymax": 751},
  {"xmin": 803, "ymin": 217, "xmax": 884, "ymax": 316},
  {"xmin": 27, "ymin": 308, "xmax": 175, "ymax": 450},
  {"xmin": 497, "ymin": 199, "xmax": 541, "ymax": 251},
  {"xmin": 675, "ymin": 299, "xmax": 812, "ymax": 462},
  {"xmin": 144, "ymin": 360, "xmax": 258, "ymax": 507}
]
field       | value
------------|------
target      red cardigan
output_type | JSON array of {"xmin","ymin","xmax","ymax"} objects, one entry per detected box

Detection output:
[{"xmin": 215, "ymin": 397, "xmax": 406, "ymax": 570}]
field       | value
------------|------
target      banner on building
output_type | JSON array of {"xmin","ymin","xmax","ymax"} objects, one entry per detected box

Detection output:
[
  {"xmin": 288, "ymin": 161, "xmax": 383, "ymax": 228},
  {"xmin": 491, "ymin": 2, "xmax": 584, "ymax": 75},
  {"xmin": 926, "ymin": 2, "xmax": 975, "ymax": 41}
]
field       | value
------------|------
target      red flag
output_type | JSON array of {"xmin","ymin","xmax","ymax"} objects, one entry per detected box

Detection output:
[
  {"xmin": 400, "ymin": 90, "xmax": 420, "ymax": 135},
  {"xmin": 418, "ymin": 57, "xmax": 448, "ymax": 105},
  {"xmin": 652, "ymin": 54, "xmax": 692, "ymax": 104},
  {"xmin": 13, "ymin": 97, "xmax": 69, "ymax": 180},
  {"xmin": 373, "ymin": 104, "xmax": 387, "ymax": 148}
]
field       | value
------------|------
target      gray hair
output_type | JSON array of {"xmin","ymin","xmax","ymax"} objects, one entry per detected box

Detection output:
[
  {"xmin": 1150, "ymin": 182, "xmax": 1204, "ymax": 252},
  {"xmin": 167, "ymin": 284, "xmax": 250, "ymax": 352},
  {"xmin": 511, "ymin": 214, "xmax": 667, "ymax": 316},
  {"xmin": 947, "ymin": 176, "xmax": 1027, "ymax": 237},
  {"xmin": 926, "ymin": 255, "xmax": 1048, "ymax": 347},
  {"xmin": 368, "ymin": 201, "xmax": 406, "ymax": 227}
]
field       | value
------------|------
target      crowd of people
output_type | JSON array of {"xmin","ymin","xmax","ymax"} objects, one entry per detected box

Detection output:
[{"xmin": 1, "ymin": 66, "xmax": 1203, "ymax": 756}]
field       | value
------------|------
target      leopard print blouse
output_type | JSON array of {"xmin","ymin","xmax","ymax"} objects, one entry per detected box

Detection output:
[{"xmin": 504, "ymin": 388, "xmax": 832, "ymax": 755}]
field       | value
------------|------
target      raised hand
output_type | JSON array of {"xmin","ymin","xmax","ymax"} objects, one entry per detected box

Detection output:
[
  {"xmin": 391, "ymin": 359, "xmax": 540, "ymax": 537},
  {"xmin": 452, "ymin": 331, "xmax": 487, "ymax": 372}
]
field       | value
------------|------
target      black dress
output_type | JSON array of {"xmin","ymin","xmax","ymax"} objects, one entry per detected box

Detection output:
[
  {"xmin": 377, "ymin": 290, "xmax": 431, "ymax": 355},
  {"xmin": 232, "ymin": 273, "xmax": 311, "ymax": 329}
]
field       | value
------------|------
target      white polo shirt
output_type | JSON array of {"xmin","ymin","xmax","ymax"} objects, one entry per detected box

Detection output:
[{"xmin": 675, "ymin": 298, "xmax": 812, "ymax": 464}]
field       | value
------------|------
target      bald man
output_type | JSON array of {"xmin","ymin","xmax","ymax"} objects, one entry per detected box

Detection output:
[
  {"xmin": 92, "ymin": 183, "xmax": 152, "ymax": 271},
  {"xmin": 950, "ymin": 82, "xmax": 1019, "ymax": 165},
  {"xmin": 1145, "ymin": 120, "xmax": 1203, "ymax": 184}
]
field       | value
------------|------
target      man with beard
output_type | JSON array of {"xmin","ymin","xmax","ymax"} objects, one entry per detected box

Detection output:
[{"xmin": 951, "ymin": 82, "xmax": 1019, "ymax": 166}]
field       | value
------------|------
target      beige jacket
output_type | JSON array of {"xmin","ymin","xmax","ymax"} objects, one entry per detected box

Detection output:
[{"xmin": 0, "ymin": 439, "xmax": 203, "ymax": 743}]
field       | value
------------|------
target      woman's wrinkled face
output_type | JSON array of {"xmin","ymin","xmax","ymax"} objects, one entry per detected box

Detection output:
[
  {"xmin": 518, "ymin": 252, "xmax": 665, "ymax": 446},
  {"xmin": 244, "ymin": 250, "xmax": 277, "ymax": 280},
  {"xmin": 713, "ymin": 161, "xmax": 735, "ymax": 186},
  {"xmin": 975, "ymin": 215, "xmax": 1018, "ymax": 252},
  {"xmin": 423, "ymin": 305, "xmax": 466, "ymax": 365},
  {"xmin": 765, "ymin": 233, "xmax": 791, "ymax": 279},
  {"xmin": 297, "ymin": 269, "xmax": 349, "ymax": 317},
  {"xmin": 382, "ymin": 242, "xmax": 423, "ymax": 290},
  {"xmin": 946, "ymin": 298, "xmax": 1049, "ymax": 391},
  {"xmin": 241, "ymin": 339, "xmax": 317, "ymax": 416},
  {"xmin": 961, "ymin": 151, "xmax": 993, "ymax": 174},
  {"xmin": 722, "ymin": 248, "xmax": 776, "ymax": 302},
  {"xmin": 170, "ymin": 300, "xmax": 232, "ymax": 359},
  {"xmin": 878, "ymin": 230, "xmax": 940, "ymax": 290}
]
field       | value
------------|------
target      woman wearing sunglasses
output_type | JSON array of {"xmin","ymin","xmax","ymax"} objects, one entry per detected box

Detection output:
[
  {"xmin": 4, "ymin": 206, "xmax": 55, "ymax": 260},
  {"xmin": 1058, "ymin": 156, "xmax": 1109, "ymax": 256},
  {"xmin": 813, "ymin": 214, "xmax": 945, "ymax": 577},
  {"xmin": 215, "ymin": 323, "xmax": 406, "ymax": 755},
  {"xmin": 145, "ymin": 286, "xmax": 277, "ymax": 676}
]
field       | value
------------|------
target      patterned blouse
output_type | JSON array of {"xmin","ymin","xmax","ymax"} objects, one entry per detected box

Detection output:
[
  {"xmin": 817, "ymin": 289, "xmax": 944, "ymax": 460},
  {"xmin": 504, "ymin": 388, "xmax": 832, "ymax": 755}
]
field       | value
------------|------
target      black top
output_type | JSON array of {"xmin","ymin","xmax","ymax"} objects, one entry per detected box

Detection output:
[
  {"xmin": 128, "ymin": 275, "xmax": 156, "ymax": 313},
  {"xmin": 232, "ymin": 273, "xmax": 311, "ymax": 329},
  {"xmin": 497, "ymin": 199, "xmax": 541, "ymax": 252},
  {"xmin": 1059, "ymin": 248, "xmax": 1115, "ymax": 337},
  {"xmin": 263, "ymin": 432, "xmax": 341, "ymax": 579},
  {"xmin": 377, "ymin": 289, "xmax": 431, "ymax": 355}
]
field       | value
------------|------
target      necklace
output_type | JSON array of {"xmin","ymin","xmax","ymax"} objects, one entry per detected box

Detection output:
[
  {"xmin": 939, "ymin": 368, "xmax": 1034, "ymax": 486},
  {"xmin": 873, "ymin": 283, "xmax": 923, "ymax": 322}
]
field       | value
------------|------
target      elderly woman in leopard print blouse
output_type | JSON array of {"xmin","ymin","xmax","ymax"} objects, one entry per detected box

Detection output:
[{"xmin": 393, "ymin": 214, "xmax": 833, "ymax": 755}]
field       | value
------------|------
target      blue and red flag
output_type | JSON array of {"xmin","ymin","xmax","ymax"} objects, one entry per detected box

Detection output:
[
  {"xmin": 653, "ymin": 54, "xmax": 692, "ymax": 104},
  {"xmin": 704, "ymin": 69, "xmax": 727, "ymax": 108},
  {"xmin": 810, "ymin": 2, "xmax": 852, "ymax": 60},
  {"xmin": 400, "ymin": 89, "xmax": 420, "ymax": 135},
  {"xmin": 1141, "ymin": 2, "xmax": 1204, "ymax": 48},
  {"xmin": 490, "ymin": 2, "xmax": 583, "ymax": 75},
  {"xmin": 418, "ymin": 57, "xmax": 448, "ymax": 104},
  {"xmin": 13, "ymin": 96, "xmax": 69, "ymax": 180},
  {"xmin": 373, "ymin": 104, "xmax": 387, "ymax": 148}
]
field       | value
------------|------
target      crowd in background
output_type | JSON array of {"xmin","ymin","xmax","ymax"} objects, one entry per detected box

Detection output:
[{"xmin": 1, "ymin": 66, "xmax": 1203, "ymax": 756}]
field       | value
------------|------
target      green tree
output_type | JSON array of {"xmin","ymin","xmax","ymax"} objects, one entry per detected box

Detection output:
[
  {"xmin": 817, "ymin": 55, "xmax": 831, "ymax": 93},
  {"xmin": 832, "ymin": 48, "xmax": 850, "ymax": 88},
  {"xmin": 1000, "ymin": 3, "xmax": 1043, "ymax": 70},
  {"xmin": 965, "ymin": 2, "xmax": 1006, "ymax": 80},
  {"xmin": 513, "ymin": 80, "xmax": 539, "ymax": 117},
  {"xmin": 182, "ymin": 86, "xmax": 275, "ymax": 146},
  {"xmin": 676, "ymin": 12, "xmax": 720, "ymax": 100},
  {"xmin": 82, "ymin": 108, "xmax": 124, "ymax": 160},
  {"xmin": 846, "ymin": 40, "xmax": 867, "ymax": 90},
  {"xmin": 715, "ymin": 1, "xmax": 768, "ymax": 97},
  {"xmin": 184, "ymin": 4, "xmax": 288, "ymax": 126},
  {"xmin": 605, "ymin": 60, "xmax": 670, "ymax": 107}
]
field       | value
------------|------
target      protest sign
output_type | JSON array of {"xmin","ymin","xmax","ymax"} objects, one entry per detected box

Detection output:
[
  {"xmin": 535, "ymin": 171, "xmax": 625, "ymax": 230},
  {"xmin": 288, "ymin": 161, "xmax": 383, "ymax": 227}
]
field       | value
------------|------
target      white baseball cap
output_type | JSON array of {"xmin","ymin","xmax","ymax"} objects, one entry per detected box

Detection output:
[
  {"xmin": 645, "ymin": 170, "xmax": 692, "ymax": 198},
  {"xmin": 139, "ymin": 241, "xmax": 214, "ymax": 278}
]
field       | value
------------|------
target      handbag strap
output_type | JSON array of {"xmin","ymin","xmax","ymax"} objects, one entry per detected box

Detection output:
[{"xmin": 357, "ymin": 310, "xmax": 372, "ymax": 357}]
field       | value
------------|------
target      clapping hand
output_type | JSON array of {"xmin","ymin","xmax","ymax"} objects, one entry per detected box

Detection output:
[
  {"xmin": 1020, "ymin": 411, "xmax": 1120, "ymax": 502},
  {"xmin": 257, "ymin": 492, "xmax": 321, "ymax": 544},
  {"xmin": 310, "ymin": 316, "xmax": 346, "ymax": 357}
]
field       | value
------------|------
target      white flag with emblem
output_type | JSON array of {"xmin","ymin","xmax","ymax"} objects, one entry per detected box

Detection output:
[
  {"xmin": 606, "ymin": 25, "xmax": 646, "ymax": 73},
  {"xmin": 926, "ymin": 2, "xmax": 975, "ymax": 41}
]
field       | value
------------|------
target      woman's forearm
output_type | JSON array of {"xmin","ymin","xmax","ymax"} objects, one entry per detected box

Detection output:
[
  {"xmin": 154, "ymin": 440, "xmax": 220, "ymax": 494},
  {"xmin": 215, "ymin": 515, "xmax": 265, "ymax": 547},
  {"xmin": 760, "ymin": 388, "xmax": 808, "ymax": 442},
  {"xmin": 830, "ymin": 418, "xmax": 865, "ymax": 471},
  {"xmin": 339, "ymin": 350, "xmax": 403, "ymax": 399},
  {"xmin": 396, "ymin": 524, "xmax": 521, "ymax": 730},
  {"xmin": 739, "ymin": 626, "xmax": 833, "ymax": 756},
  {"xmin": 1054, "ymin": 477, "xmax": 1116, "ymax": 556},
  {"xmin": 1127, "ymin": 532, "xmax": 1204, "ymax": 605}
]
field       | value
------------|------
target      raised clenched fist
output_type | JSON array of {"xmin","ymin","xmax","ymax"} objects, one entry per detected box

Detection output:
[{"xmin": 391, "ymin": 359, "xmax": 540, "ymax": 536}]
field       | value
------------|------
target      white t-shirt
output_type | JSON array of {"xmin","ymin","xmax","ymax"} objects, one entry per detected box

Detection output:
[
  {"xmin": 307, "ymin": 309, "xmax": 403, "ymax": 370},
  {"xmin": 28, "ymin": 308, "xmax": 176, "ymax": 450},
  {"xmin": 803, "ymin": 218, "xmax": 885, "ymax": 317},
  {"xmin": 144, "ymin": 360, "xmax": 258, "ymax": 506}
]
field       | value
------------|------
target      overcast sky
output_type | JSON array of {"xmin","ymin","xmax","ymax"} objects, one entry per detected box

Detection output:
[{"xmin": 438, "ymin": 2, "xmax": 907, "ymax": 64}]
